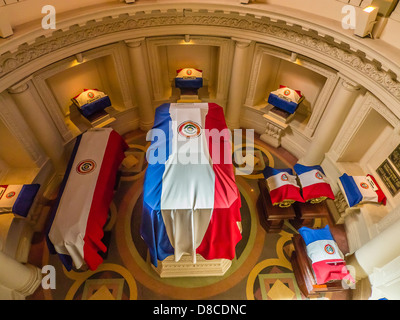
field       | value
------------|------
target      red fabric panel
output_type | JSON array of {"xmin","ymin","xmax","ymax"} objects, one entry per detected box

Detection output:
[
  {"xmin": 197, "ymin": 103, "xmax": 242, "ymax": 260},
  {"xmin": 83, "ymin": 130, "xmax": 128, "ymax": 270},
  {"xmin": 367, "ymin": 174, "xmax": 387, "ymax": 205},
  {"xmin": 269, "ymin": 184, "xmax": 304, "ymax": 205},
  {"xmin": 312, "ymin": 260, "xmax": 353, "ymax": 285},
  {"xmin": 301, "ymin": 182, "xmax": 335, "ymax": 202}
]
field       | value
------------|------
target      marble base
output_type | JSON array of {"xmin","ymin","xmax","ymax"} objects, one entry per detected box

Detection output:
[
  {"xmin": 260, "ymin": 113, "xmax": 288, "ymax": 148},
  {"xmin": 152, "ymin": 254, "xmax": 232, "ymax": 278}
]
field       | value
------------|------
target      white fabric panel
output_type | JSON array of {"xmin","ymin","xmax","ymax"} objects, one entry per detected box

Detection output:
[
  {"xmin": 48, "ymin": 128, "xmax": 110, "ymax": 269},
  {"xmin": 162, "ymin": 208, "xmax": 212, "ymax": 263},
  {"xmin": 73, "ymin": 89, "xmax": 106, "ymax": 107},
  {"xmin": 266, "ymin": 172, "xmax": 299, "ymax": 191},
  {"xmin": 160, "ymin": 103, "xmax": 215, "ymax": 263},
  {"xmin": 353, "ymin": 176, "xmax": 378, "ymax": 203},
  {"xmin": 270, "ymin": 87, "xmax": 302, "ymax": 103},
  {"xmin": 306, "ymin": 240, "xmax": 344, "ymax": 264},
  {"xmin": 176, "ymin": 68, "xmax": 203, "ymax": 78},
  {"xmin": 298, "ymin": 169, "xmax": 330, "ymax": 188},
  {"xmin": 161, "ymin": 103, "xmax": 215, "ymax": 210}
]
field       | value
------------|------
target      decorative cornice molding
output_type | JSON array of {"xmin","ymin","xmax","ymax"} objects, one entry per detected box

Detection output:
[{"xmin": 0, "ymin": 8, "xmax": 399, "ymax": 104}]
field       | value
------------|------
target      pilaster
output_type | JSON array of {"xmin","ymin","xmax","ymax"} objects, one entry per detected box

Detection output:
[
  {"xmin": 225, "ymin": 38, "xmax": 252, "ymax": 129},
  {"xmin": 125, "ymin": 38, "xmax": 154, "ymax": 131},
  {"xmin": 8, "ymin": 79, "xmax": 66, "ymax": 171}
]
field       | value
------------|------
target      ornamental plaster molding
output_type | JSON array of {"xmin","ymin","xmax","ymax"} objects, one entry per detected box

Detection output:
[{"xmin": 0, "ymin": 9, "xmax": 399, "ymax": 105}]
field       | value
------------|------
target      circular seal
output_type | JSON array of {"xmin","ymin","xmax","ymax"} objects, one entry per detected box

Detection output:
[
  {"xmin": 178, "ymin": 121, "xmax": 202, "ymax": 139},
  {"xmin": 76, "ymin": 159, "xmax": 97, "ymax": 175},
  {"xmin": 324, "ymin": 244, "xmax": 335, "ymax": 255},
  {"xmin": 284, "ymin": 89, "xmax": 291, "ymax": 96},
  {"xmin": 281, "ymin": 173, "xmax": 289, "ymax": 181},
  {"xmin": 6, "ymin": 192, "xmax": 15, "ymax": 199},
  {"xmin": 315, "ymin": 171, "xmax": 324, "ymax": 180},
  {"xmin": 360, "ymin": 182, "xmax": 369, "ymax": 189},
  {"xmin": 186, "ymin": 69, "xmax": 192, "ymax": 76},
  {"xmin": 87, "ymin": 91, "xmax": 95, "ymax": 99}
]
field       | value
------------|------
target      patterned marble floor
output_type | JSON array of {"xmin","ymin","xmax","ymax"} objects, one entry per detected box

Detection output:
[{"xmin": 28, "ymin": 129, "xmax": 350, "ymax": 301}]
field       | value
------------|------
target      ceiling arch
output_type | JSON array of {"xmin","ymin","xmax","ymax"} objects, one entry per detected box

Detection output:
[{"xmin": 0, "ymin": 3, "xmax": 399, "ymax": 112}]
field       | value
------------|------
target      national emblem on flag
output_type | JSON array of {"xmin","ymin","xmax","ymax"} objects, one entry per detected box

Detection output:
[
  {"xmin": 178, "ymin": 121, "xmax": 202, "ymax": 139},
  {"xmin": 298, "ymin": 225, "xmax": 354, "ymax": 285}
]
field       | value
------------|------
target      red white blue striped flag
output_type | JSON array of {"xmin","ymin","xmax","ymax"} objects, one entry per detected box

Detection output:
[
  {"xmin": 141, "ymin": 103, "xmax": 242, "ymax": 267},
  {"xmin": 299, "ymin": 226, "xmax": 354, "ymax": 285},
  {"xmin": 47, "ymin": 128, "xmax": 127, "ymax": 271}
]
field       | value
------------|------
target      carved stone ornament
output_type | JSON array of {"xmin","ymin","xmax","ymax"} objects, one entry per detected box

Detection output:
[{"xmin": 0, "ymin": 8, "xmax": 400, "ymax": 103}]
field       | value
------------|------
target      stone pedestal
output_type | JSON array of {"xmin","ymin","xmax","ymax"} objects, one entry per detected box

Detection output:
[
  {"xmin": 152, "ymin": 254, "xmax": 232, "ymax": 278},
  {"xmin": 260, "ymin": 113, "xmax": 288, "ymax": 148}
]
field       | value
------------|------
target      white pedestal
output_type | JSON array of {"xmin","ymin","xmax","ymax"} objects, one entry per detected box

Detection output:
[
  {"xmin": 260, "ymin": 113, "xmax": 288, "ymax": 148},
  {"xmin": 152, "ymin": 254, "xmax": 232, "ymax": 278}
]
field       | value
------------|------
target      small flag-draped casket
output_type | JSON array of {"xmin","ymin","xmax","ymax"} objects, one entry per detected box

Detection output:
[
  {"xmin": 294, "ymin": 163, "xmax": 335, "ymax": 203},
  {"xmin": 262, "ymin": 166, "xmax": 304, "ymax": 207},
  {"xmin": 141, "ymin": 103, "xmax": 242, "ymax": 267},
  {"xmin": 0, "ymin": 184, "xmax": 40, "ymax": 217},
  {"xmin": 72, "ymin": 89, "xmax": 112, "ymax": 118},
  {"xmin": 175, "ymin": 68, "xmax": 203, "ymax": 89},
  {"xmin": 267, "ymin": 86, "xmax": 303, "ymax": 114},
  {"xmin": 338, "ymin": 173, "xmax": 386, "ymax": 207},
  {"xmin": 298, "ymin": 225, "xmax": 354, "ymax": 285},
  {"xmin": 47, "ymin": 128, "xmax": 128, "ymax": 271}
]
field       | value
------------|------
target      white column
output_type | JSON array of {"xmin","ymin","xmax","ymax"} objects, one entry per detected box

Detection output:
[
  {"xmin": 0, "ymin": 91, "xmax": 47, "ymax": 168},
  {"xmin": 125, "ymin": 38, "xmax": 154, "ymax": 131},
  {"xmin": 225, "ymin": 38, "xmax": 252, "ymax": 129},
  {"xmin": 347, "ymin": 217, "xmax": 400, "ymax": 281},
  {"xmin": 299, "ymin": 76, "xmax": 361, "ymax": 165},
  {"xmin": 8, "ymin": 80, "xmax": 66, "ymax": 171},
  {"xmin": 0, "ymin": 251, "xmax": 41, "ymax": 299}
]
